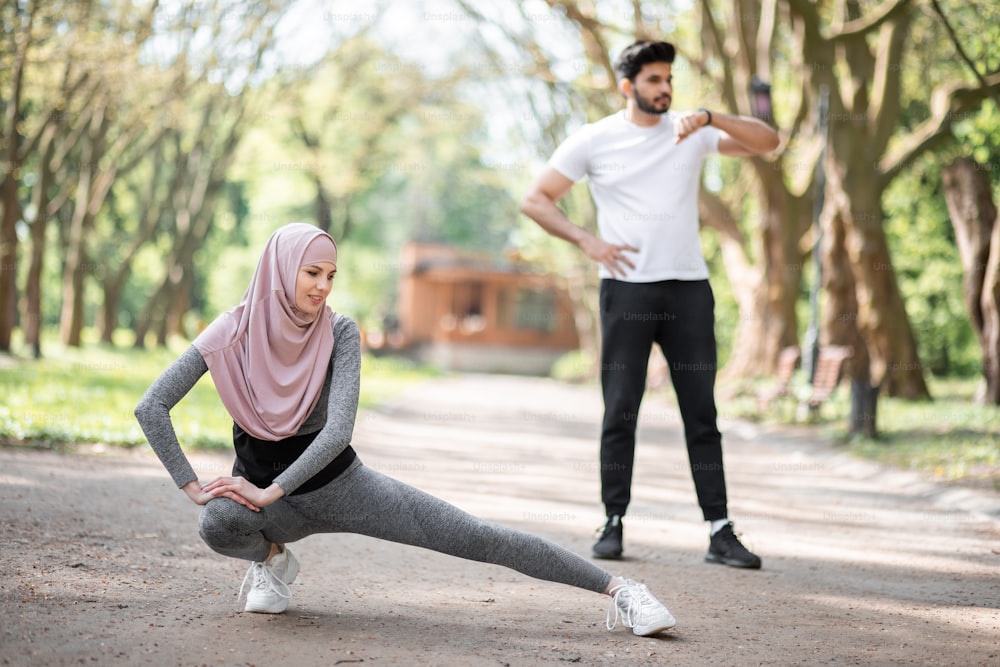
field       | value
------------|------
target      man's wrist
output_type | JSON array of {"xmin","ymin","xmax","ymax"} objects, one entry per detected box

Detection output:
[{"xmin": 698, "ymin": 108, "xmax": 713, "ymax": 127}]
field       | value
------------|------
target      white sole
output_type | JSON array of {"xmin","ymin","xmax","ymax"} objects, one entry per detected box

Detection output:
[
  {"xmin": 632, "ymin": 618, "xmax": 677, "ymax": 636},
  {"xmin": 244, "ymin": 599, "xmax": 289, "ymax": 614}
]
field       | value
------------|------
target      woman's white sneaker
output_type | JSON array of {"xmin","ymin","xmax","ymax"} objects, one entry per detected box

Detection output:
[
  {"xmin": 266, "ymin": 547, "xmax": 299, "ymax": 585},
  {"xmin": 607, "ymin": 579, "xmax": 676, "ymax": 636},
  {"xmin": 239, "ymin": 547, "xmax": 299, "ymax": 614}
]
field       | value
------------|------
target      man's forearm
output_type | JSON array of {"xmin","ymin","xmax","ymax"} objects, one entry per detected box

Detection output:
[
  {"xmin": 710, "ymin": 111, "xmax": 780, "ymax": 154},
  {"xmin": 519, "ymin": 193, "xmax": 593, "ymax": 248}
]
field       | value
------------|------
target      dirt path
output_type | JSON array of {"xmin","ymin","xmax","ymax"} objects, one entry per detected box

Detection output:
[{"xmin": 2, "ymin": 374, "xmax": 998, "ymax": 666}]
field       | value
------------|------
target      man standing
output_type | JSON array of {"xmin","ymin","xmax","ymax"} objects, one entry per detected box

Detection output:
[{"xmin": 520, "ymin": 40, "xmax": 778, "ymax": 567}]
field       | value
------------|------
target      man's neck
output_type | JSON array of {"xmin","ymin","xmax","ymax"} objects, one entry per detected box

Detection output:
[{"xmin": 622, "ymin": 104, "xmax": 663, "ymax": 127}]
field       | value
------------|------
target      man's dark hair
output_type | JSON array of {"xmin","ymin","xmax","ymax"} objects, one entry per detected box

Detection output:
[{"xmin": 613, "ymin": 41, "xmax": 676, "ymax": 81}]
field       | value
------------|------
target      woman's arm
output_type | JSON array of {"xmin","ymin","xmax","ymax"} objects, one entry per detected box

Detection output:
[
  {"xmin": 271, "ymin": 315, "xmax": 362, "ymax": 495},
  {"xmin": 134, "ymin": 345, "xmax": 207, "ymax": 489},
  {"xmin": 137, "ymin": 346, "xmax": 267, "ymax": 511}
]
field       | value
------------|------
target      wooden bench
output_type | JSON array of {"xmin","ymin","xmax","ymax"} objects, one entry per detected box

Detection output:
[
  {"xmin": 802, "ymin": 345, "xmax": 853, "ymax": 419},
  {"xmin": 756, "ymin": 346, "xmax": 801, "ymax": 411}
]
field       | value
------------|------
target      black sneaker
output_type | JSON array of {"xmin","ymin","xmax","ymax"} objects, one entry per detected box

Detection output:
[
  {"xmin": 592, "ymin": 515, "xmax": 624, "ymax": 560},
  {"xmin": 705, "ymin": 522, "xmax": 761, "ymax": 569}
]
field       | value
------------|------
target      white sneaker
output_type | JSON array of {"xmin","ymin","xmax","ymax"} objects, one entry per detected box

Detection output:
[
  {"xmin": 266, "ymin": 547, "xmax": 299, "ymax": 585},
  {"xmin": 607, "ymin": 579, "xmax": 676, "ymax": 636},
  {"xmin": 239, "ymin": 547, "xmax": 300, "ymax": 614}
]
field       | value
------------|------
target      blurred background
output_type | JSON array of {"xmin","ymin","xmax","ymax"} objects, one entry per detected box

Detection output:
[{"xmin": 0, "ymin": 0, "xmax": 998, "ymax": 480}]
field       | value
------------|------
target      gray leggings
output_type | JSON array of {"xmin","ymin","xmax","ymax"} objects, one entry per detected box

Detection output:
[{"xmin": 199, "ymin": 459, "xmax": 612, "ymax": 594}]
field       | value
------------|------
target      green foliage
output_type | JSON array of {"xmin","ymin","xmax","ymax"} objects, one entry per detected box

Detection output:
[
  {"xmin": 883, "ymin": 158, "xmax": 981, "ymax": 376},
  {"xmin": 700, "ymin": 227, "xmax": 738, "ymax": 367},
  {"xmin": 716, "ymin": 375, "xmax": 998, "ymax": 490},
  {"xmin": 327, "ymin": 244, "xmax": 400, "ymax": 332},
  {"xmin": 550, "ymin": 348, "xmax": 597, "ymax": 383},
  {"xmin": 8, "ymin": 1, "xmax": 1000, "ymax": 424},
  {"xmin": 847, "ymin": 378, "xmax": 1000, "ymax": 490},
  {"xmin": 0, "ymin": 340, "xmax": 225, "ymax": 448},
  {"xmin": 0, "ymin": 333, "xmax": 437, "ymax": 451},
  {"xmin": 219, "ymin": 34, "xmax": 522, "ymax": 331}
]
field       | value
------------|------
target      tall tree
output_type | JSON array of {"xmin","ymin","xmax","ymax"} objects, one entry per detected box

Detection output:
[
  {"xmin": 694, "ymin": 0, "xmax": 814, "ymax": 379},
  {"xmin": 471, "ymin": 0, "xmax": 1000, "ymax": 435},
  {"xmin": 785, "ymin": 0, "xmax": 1000, "ymax": 433},
  {"xmin": 131, "ymin": 0, "xmax": 282, "ymax": 346},
  {"xmin": 942, "ymin": 157, "xmax": 1000, "ymax": 403},
  {"xmin": 52, "ymin": 1, "xmax": 164, "ymax": 346},
  {"xmin": 0, "ymin": 0, "xmax": 42, "ymax": 352}
]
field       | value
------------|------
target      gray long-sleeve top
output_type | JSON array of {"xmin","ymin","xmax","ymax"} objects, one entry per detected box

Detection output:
[{"xmin": 134, "ymin": 315, "xmax": 361, "ymax": 495}]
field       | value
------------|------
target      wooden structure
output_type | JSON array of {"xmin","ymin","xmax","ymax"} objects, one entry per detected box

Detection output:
[
  {"xmin": 756, "ymin": 344, "xmax": 853, "ymax": 420},
  {"xmin": 756, "ymin": 346, "xmax": 802, "ymax": 411},
  {"xmin": 370, "ymin": 243, "xmax": 580, "ymax": 375},
  {"xmin": 803, "ymin": 345, "xmax": 853, "ymax": 418}
]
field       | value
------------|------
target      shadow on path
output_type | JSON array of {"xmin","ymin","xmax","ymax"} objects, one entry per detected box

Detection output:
[{"xmin": 1, "ymin": 373, "xmax": 998, "ymax": 666}]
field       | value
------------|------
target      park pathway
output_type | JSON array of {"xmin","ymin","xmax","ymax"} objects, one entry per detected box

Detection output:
[{"xmin": 2, "ymin": 373, "xmax": 998, "ymax": 666}]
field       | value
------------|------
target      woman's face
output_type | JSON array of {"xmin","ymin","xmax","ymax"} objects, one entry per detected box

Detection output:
[{"xmin": 295, "ymin": 261, "xmax": 336, "ymax": 317}]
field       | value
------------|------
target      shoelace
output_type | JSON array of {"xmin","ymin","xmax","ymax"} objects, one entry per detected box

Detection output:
[
  {"xmin": 237, "ymin": 561, "xmax": 292, "ymax": 605},
  {"xmin": 606, "ymin": 580, "xmax": 653, "ymax": 630},
  {"xmin": 716, "ymin": 526, "xmax": 750, "ymax": 555}
]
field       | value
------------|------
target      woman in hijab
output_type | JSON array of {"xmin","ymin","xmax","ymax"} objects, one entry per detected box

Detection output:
[{"xmin": 135, "ymin": 222, "xmax": 675, "ymax": 637}]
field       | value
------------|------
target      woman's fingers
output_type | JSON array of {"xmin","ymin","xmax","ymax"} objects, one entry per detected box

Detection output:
[
  {"xmin": 201, "ymin": 477, "xmax": 261, "ymax": 512},
  {"xmin": 222, "ymin": 490, "xmax": 260, "ymax": 512}
]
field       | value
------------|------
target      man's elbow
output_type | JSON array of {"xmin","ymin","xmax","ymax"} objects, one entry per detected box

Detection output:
[
  {"xmin": 765, "ymin": 132, "xmax": 780, "ymax": 153},
  {"xmin": 759, "ymin": 128, "xmax": 780, "ymax": 154},
  {"xmin": 519, "ymin": 193, "xmax": 538, "ymax": 219}
]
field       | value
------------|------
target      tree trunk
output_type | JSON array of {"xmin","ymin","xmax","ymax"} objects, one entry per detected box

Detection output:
[
  {"xmin": 60, "ymin": 160, "xmax": 94, "ymax": 348},
  {"xmin": 99, "ymin": 141, "xmax": 169, "ymax": 344},
  {"xmin": 135, "ymin": 113, "xmax": 242, "ymax": 348},
  {"xmin": 99, "ymin": 271, "xmax": 126, "ymax": 345},
  {"xmin": 844, "ymin": 202, "xmax": 928, "ymax": 399},
  {"xmin": 825, "ymin": 109, "xmax": 930, "ymax": 403},
  {"xmin": 942, "ymin": 157, "xmax": 1000, "ymax": 403},
  {"xmin": 0, "ymin": 2, "xmax": 35, "ymax": 353},
  {"xmin": 22, "ymin": 125, "xmax": 58, "ymax": 357},
  {"xmin": 60, "ymin": 117, "xmax": 119, "ymax": 347},
  {"xmin": 133, "ymin": 286, "xmax": 165, "ymax": 349},
  {"xmin": 164, "ymin": 266, "xmax": 193, "ymax": 342},
  {"xmin": 731, "ymin": 173, "xmax": 808, "ymax": 378},
  {"xmin": 23, "ymin": 213, "xmax": 46, "ymax": 358},
  {"xmin": 0, "ymin": 176, "xmax": 21, "ymax": 351},
  {"xmin": 313, "ymin": 176, "xmax": 333, "ymax": 234},
  {"xmin": 821, "ymin": 204, "xmax": 877, "ymax": 437},
  {"xmin": 699, "ymin": 168, "xmax": 809, "ymax": 380},
  {"xmin": 699, "ymin": 189, "xmax": 765, "ymax": 376},
  {"xmin": 981, "ymin": 217, "xmax": 1000, "ymax": 404}
]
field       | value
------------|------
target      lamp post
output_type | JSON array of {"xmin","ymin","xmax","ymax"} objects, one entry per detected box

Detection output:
[
  {"xmin": 750, "ymin": 76, "xmax": 773, "ymax": 123},
  {"xmin": 803, "ymin": 85, "xmax": 830, "ymax": 383}
]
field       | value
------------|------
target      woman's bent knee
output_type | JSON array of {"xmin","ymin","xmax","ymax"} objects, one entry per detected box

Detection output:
[{"xmin": 198, "ymin": 498, "xmax": 255, "ymax": 547}]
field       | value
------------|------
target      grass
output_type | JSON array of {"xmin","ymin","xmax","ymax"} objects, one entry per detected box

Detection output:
[
  {"xmin": 2, "ymin": 335, "xmax": 998, "ymax": 493},
  {"xmin": 0, "ymin": 335, "xmax": 438, "ymax": 452},
  {"xmin": 849, "ymin": 378, "xmax": 1000, "ymax": 490},
  {"xmin": 717, "ymin": 373, "xmax": 1000, "ymax": 492}
]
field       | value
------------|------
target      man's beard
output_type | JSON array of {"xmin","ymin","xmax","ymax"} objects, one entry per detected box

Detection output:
[{"xmin": 635, "ymin": 91, "xmax": 670, "ymax": 115}]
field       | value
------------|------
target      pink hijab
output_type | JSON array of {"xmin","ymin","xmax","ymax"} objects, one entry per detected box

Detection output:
[{"xmin": 194, "ymin": 223, "xmax": 338, "ymax": 440}]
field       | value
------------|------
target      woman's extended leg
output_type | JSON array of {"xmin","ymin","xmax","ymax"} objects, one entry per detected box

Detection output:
[
  {"xmin": 198, "ymin": 460, "xmax": 677, "ymax": 635},
  {"xmin": 289, "ymin": 461, "xmax": 612, "ymax": 592}
]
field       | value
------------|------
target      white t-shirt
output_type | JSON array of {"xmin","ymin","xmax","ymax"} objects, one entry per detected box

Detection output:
[{"xmin": 548, "ymin": 110, "xmax": 721, "ymax": 282}]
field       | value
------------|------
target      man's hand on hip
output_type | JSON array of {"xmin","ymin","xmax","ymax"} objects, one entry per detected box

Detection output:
[{"xmin": 580, "ymin": 236, "xmax": 638, "ymax": 279}]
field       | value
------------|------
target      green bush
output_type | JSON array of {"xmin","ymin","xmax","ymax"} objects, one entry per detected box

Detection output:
[{"xmin": 0, "ymin": 336, "xmax": 436, "ymax": 451}]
